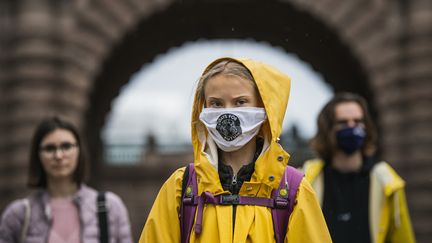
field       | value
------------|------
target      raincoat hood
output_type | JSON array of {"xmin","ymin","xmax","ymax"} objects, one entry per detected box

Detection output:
[{"xmin": 191, "ymin": 57, "xmax": 292, "ymax": 196}]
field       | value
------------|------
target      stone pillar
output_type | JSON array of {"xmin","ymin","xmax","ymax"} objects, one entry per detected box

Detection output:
[
  {"xmin": 0, "ymin": 0, "xmax": 86, "ymax": 209},
  {"xmin": 0, "ymin": 0, "xmax": 16, "ymax": 208},
  {"xmin": 376, "ymin": 0, "xmax": 432, "ymax": 241},
  {"xmin": 400, "ymin": 0, "xmax": 432, "ymax": 241}
]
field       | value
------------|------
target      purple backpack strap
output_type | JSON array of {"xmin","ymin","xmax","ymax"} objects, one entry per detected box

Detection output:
[
  {"xmin": 271, "ymin": 165, "xmax": 304, "ymax": 243},
  {"xmin": 180, "ymin": 163, "xmax": 197, "ymax": 243},
  {"xmin": 179, "ymin": 164, "xmax": 303, "ymax": 243}
]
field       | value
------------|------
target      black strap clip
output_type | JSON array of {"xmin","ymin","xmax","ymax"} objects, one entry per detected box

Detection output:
[{"xmin": 220, "ymin": 195, "xmax": 239, "ymax": 205}]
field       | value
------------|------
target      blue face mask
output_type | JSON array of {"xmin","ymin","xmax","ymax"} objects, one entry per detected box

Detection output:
[{"xmin": 336, "ymin": 126, "xmax": 366, "ymax": 154}]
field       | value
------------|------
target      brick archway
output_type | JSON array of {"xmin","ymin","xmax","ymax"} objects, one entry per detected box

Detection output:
[
  {"xmin": 0, "ymin": 0, "xmax": 430, "ymax": 240},
  {"xmin": 86, "ymin": 0, "xmax": 374, "ymax": 175}
]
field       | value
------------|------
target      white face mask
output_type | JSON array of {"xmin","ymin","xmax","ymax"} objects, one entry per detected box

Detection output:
[{"xmin": 199, "ymin": 107, "xmax": 267, "ymax": 152}]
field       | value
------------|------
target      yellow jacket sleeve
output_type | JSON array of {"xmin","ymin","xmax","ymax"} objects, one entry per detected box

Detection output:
[
  {"xmin": 286, "ymin": 178, "xmax": 332, "ymax": 243},
  {"xmin": 139, "ymin": 168, "xmax": 184, "ymax": 243},
  {"xmin": 387, "ymin": 190, "xmax": 416, "ymax": 243}
]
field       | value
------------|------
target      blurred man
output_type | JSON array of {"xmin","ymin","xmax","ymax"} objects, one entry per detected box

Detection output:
[{"xmin": 303, "ymin": 92, "xmax": 415, "ymax": 243}]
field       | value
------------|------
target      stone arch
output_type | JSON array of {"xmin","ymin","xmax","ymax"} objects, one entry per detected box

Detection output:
[
  {"xmin": 0, "ymin": 0, "xmax": 430, "ymax": 240},
  {"xmin": 76, "ymin": 1, "xmax": 432, "ymax": 239},
  {"xmin": 81, "ymin": 0, "xmax": 378, "ymax": 236},
  {"xmin": 84, "ymin": 0, "xmax": 376, "ymax": 170}
]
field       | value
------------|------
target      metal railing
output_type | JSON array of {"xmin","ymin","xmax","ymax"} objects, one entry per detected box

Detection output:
[{"xmin": 103, "ymin": 143, "xmax": 193, "ymax": 165}]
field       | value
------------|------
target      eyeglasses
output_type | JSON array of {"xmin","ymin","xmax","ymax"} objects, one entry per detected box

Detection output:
[{"xmin": 39, "ymin": 142, "xmax": 77, "ymax": 157}]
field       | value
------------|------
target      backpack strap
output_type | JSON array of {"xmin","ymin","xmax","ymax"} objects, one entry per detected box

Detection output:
[
  {"xmin": 180, "ymin": 163, "xmax": 197, "ymax": 243},
  {"xmin": 97, "ymin": 191, "xmax": 109, "ymax": 243},
  {"xmin": 20, "ymin": 198, "xmax": 31, "ymax": 243},
  {"xmin": 179, "ymin": 164, "xmax": 304, "ymax": 243},
  {"xmin": 271, "ymin": 165, "xmax": 304, "ymax": 243}
]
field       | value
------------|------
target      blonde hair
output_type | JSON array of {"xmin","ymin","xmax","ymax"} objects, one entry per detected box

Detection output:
[{"xmin": 195, "ymin": 59, "xmax": 257, "ymax": 106}]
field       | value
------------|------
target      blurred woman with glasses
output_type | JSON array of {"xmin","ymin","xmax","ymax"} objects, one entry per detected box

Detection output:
[{"xmin": 0, "ymin": 116, "xmax": 133, "ymax": 243}]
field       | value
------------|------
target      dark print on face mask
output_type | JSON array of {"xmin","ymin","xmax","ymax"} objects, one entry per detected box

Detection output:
[{"xmin": 216, "ymin": 113, "xmax": 242, "ymax": 141}]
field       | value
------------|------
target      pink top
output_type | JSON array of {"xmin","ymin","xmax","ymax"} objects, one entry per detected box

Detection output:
[{"xmin": 48, "ymin": 197, "xmax": 80, "ymax": 243}]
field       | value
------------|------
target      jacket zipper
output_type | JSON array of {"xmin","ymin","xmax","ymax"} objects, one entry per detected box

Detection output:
[
  {"xmin": 232, "ymin": 173, "xmax": 238, "ymax": 235},
  {"xmin": 232, "ymin": 174, "xmax": 238, "ymax": 187},
  {"xmin": 227, "ymin": 165, "xmax": 249, "ymax": 236}
]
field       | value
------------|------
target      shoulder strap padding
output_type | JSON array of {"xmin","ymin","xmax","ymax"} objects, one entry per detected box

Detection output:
[
  {"xmin": 180, "ymin": 163, "xmax": 197, "ymax": 243},
  {"xmin": 20, "ymin": 198, "xmax": 31, "ymax": 243},
  {"xmin": 97, "ymin": 191, "xmax": 109, "ymax": 243},
  {"xmin": 272, "ymin": 165, "xmax": 304, "ymax": 243}
]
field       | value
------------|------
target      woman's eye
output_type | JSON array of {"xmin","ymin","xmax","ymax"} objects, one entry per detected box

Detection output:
[
  {"xmin": 335, "ymin": 119, "xmax": 348, "ymax": 126},
  {"xmin": 210, "ymin": 101, "xmax": 222, "ymax": 107},
  {"xmin": 237, "ymin": 100, "xmax": 247, "ymax": 106},
  {"xmin": 354, "ymin": 119, "xmax": 365, "ymax": 125}
]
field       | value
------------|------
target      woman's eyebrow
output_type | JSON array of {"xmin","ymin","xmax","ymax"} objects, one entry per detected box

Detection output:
[
  {"xmin": 207, "ymin": 97, "xmax": 223, "ymax": 101},
  {"xmin": 235, "ymin": 95, "xmax": 250, "ymax": 99}
]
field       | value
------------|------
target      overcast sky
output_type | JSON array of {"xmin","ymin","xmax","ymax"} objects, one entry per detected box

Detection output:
[{"xmin": 101, "ymin": 40, "xmax": 333, "ymax": 145}]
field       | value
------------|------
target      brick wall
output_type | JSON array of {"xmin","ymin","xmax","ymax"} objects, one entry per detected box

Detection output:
[{"xmin": 0, "ymin": 0, "xmax": 430, "ymax": 241}]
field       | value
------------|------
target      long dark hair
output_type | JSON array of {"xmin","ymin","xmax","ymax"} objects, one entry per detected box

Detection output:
[
  {"xmin": 310, "ymin": 92, "xmax": 377, "ymax": 161},
  {"xmin": 28, "ymin": 116, "xmax": 87, "ymax": 188}
]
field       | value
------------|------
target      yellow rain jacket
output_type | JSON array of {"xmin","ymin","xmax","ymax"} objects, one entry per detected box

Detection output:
[
  {"xmin": 140, "ymin": 58, "xmax": 332, "ymax": 243},
  {"xmin": 302, "ymin": 159, "xmax": 416, "ymax": 243}
]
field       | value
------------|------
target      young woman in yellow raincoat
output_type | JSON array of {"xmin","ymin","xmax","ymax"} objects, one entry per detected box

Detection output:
[{"xmin": 139, "ymin": 57, "xmax": 332, "ymax": 243}]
